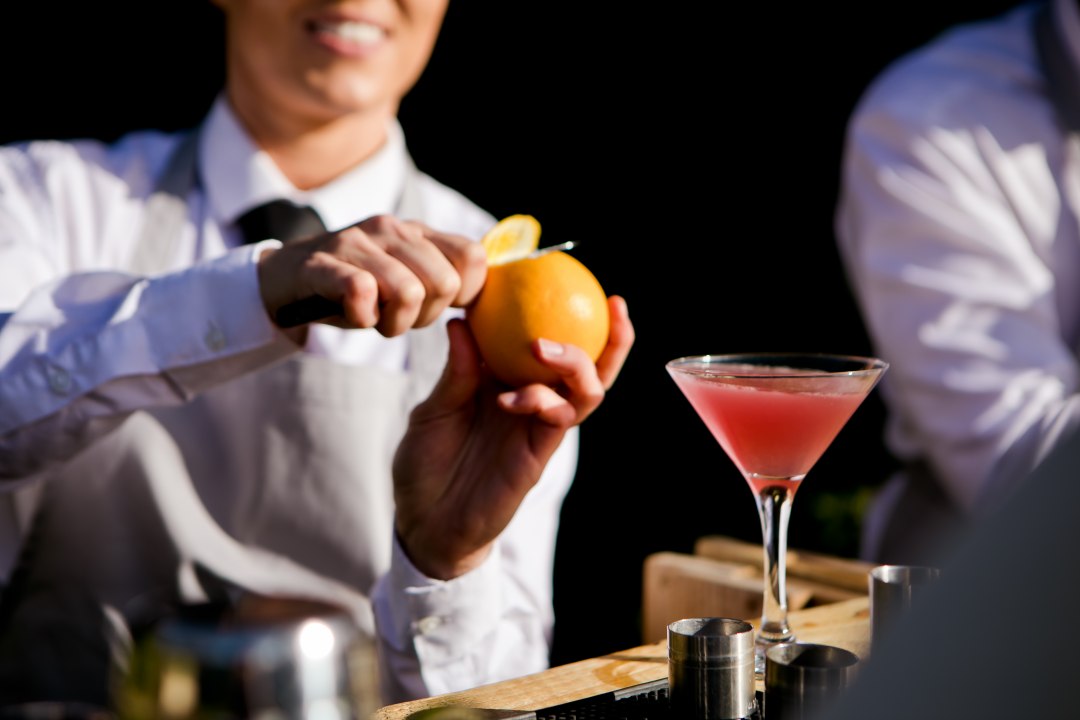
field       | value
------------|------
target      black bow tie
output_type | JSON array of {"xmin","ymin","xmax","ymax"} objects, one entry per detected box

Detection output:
[{"xmin": 236, "ymin": 199, "xmax": 327, "ymax": 245}]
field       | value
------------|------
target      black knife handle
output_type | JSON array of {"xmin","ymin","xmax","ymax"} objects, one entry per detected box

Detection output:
[{"xmin": 274, "ymin": 296, "xmax": 344, "ymax": 328}]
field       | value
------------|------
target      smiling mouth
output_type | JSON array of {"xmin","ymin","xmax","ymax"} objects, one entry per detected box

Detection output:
[{"xmin": 309, "ymin": 20, "xmax": 386, "ymax": 47}]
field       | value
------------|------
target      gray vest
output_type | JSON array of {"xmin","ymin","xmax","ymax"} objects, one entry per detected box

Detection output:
[{"xmin": 0, "ymin": 129, "xmax": 447, "ymax": 704}]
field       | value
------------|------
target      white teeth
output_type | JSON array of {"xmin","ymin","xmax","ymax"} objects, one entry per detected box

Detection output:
[{"xmin": 315, "ymin": 21, "xmax": 384, "ymax": 45}]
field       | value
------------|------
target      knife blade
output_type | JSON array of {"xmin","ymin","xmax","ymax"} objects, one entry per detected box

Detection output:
[{"xmin": 496, "ymin": 240, "xmax": 576, "ymax": 264}]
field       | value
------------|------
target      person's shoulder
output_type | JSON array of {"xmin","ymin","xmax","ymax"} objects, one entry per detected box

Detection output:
[
  {"xmin": 411, "ymin": 170, "xmax": 498, "ymax": 241},
  {"xmin": 0, "ymin": 128, "xmax": 188, "ymax": 193},
  {"xmin": 853, "ymin": 3, "xmax": 1042, "ymax": 130}
]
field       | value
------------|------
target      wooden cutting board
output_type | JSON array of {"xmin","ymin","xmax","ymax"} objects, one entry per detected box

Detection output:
[{"xmin": 372, "ymin": 596, "xmax": 871, "ymax": 720}]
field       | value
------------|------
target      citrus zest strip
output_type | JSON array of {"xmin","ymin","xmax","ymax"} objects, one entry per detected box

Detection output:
[{"xmin": 480, "ymin": 214, "xmax": 541, "ymax": 266}]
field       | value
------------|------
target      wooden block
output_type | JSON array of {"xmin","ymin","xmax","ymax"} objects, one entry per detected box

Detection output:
[
  {"xmin": 694, "ymin": 535, "xmax": 876, "ymax": 594},
  {"xmin": 641, "ymin": 551, "xmax": 815, "ymax": 644}
]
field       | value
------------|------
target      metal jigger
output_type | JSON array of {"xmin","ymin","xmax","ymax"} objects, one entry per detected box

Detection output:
[{"xmin": 668, "ymin": 617, "xmax": 757, "ymax": 720}]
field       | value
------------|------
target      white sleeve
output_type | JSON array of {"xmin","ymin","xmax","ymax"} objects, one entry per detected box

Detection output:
[
  {"xmin": 371, "ymin": 427, "xmax": 578, "ymax": 703},
  {"xmin": 0, "ymin": 240, "xmax": 298, "ymax": 482},
  {"xmin": 835, "ymin": 96, "xmax": 1080, "ymax": 513}
]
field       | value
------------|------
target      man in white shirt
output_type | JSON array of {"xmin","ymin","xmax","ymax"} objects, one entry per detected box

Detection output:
[
  {"xmin": 835, "ymin": 0, "xmax": 1078, "ymax": 565},
  {"xmin": 0, "ymin": 0, "xmax": 635, "ymax": 707}
]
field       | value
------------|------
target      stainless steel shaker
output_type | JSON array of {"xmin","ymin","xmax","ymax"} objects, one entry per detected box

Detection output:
[{"xmin": 117, "ymin": 594, "xmax": 378, "ymax": 720}]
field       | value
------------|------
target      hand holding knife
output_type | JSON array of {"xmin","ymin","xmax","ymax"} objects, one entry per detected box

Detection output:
[{"xmin": 274, "ymin": 241, "xmax": 577, "ymax": 328}]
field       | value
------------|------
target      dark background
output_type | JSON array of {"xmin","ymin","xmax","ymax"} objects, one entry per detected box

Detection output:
[{"xmin": 0, "ymin": 0, "xmax": 1024, "ymax": 667}]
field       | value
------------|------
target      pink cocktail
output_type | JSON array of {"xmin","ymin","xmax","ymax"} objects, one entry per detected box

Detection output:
[{"xmin": 666, "ymin": 353, "xmax": 888, "ymax": 673}]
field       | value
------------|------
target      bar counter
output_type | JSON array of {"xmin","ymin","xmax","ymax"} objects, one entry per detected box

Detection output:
[{"xmin": 373, "ymin": 595, "xmax": 871, "ymax": 720}]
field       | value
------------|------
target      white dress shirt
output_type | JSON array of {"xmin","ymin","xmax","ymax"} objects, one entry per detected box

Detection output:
[
  {"xmin": 0, "ymin": 94, "xmax": 579, "ymax": 702},
  {"xmin": 836, "ymin": 0, "xmax": 1080, "ymax": 560}
]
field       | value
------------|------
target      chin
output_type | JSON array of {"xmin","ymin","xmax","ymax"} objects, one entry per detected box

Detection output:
[{"xmin": 304, "ymin": 74, "xmax": 397, "ymax": 119}]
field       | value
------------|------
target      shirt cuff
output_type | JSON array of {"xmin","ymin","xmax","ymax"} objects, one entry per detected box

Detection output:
[
  {"xmin": 151, "ymin": 240, "xmax": 297, "ymax": 395},
  {"xmin": 386, "ymin": 532, "xmax": 502, "ymax": 651},
  {"xmin": 375, "ymin": 532, "xmax": 503, "ymax": 693}
]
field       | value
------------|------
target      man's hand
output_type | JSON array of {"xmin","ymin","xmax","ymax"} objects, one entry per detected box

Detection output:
[
  {"xmin": 392, "ymin": 296, "xmax": 634, "ymax": 580},
  {"xmin": 257, "ymin": 214, "xmax": 488, "ymax": 336}
]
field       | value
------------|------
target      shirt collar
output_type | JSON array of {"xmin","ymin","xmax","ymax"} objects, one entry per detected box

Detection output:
[{"xmin": 198, "ymin": 94, "xmax": 409, "ymax": 233}]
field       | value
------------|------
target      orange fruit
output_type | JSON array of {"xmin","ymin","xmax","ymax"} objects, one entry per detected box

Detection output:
[{"xmin": 467, "ymin": 248, "xmax": 610, "ymax": 387}]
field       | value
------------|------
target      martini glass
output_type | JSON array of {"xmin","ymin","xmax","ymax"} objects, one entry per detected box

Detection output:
[{"xmin": 665, "ymin": 353, "xmax": 888, "ymax": 674}]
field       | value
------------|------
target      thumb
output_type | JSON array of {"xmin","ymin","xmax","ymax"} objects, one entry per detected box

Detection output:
[{"xmin": 415, "ymin": 318, "xmax": 482, "ymax": 418}]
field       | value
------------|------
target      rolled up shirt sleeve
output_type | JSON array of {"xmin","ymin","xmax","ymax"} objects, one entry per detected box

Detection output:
[{"xmin": 0, "ymin": 240, "xmax": 297, "ymax": 481}]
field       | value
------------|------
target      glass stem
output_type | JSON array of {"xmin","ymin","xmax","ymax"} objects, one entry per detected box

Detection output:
[{"xmin": 754, "ymin": 483, "xmax": 796, "ymax": 644}]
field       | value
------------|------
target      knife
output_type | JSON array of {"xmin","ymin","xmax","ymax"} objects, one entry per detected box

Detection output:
[
  {"xmin": 490, "ymin": 240, "xmax": 576, "ymax": 265},
  {"xmin": 274, "ymin": 241, "xmax": 578, "ymax": 328}
]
